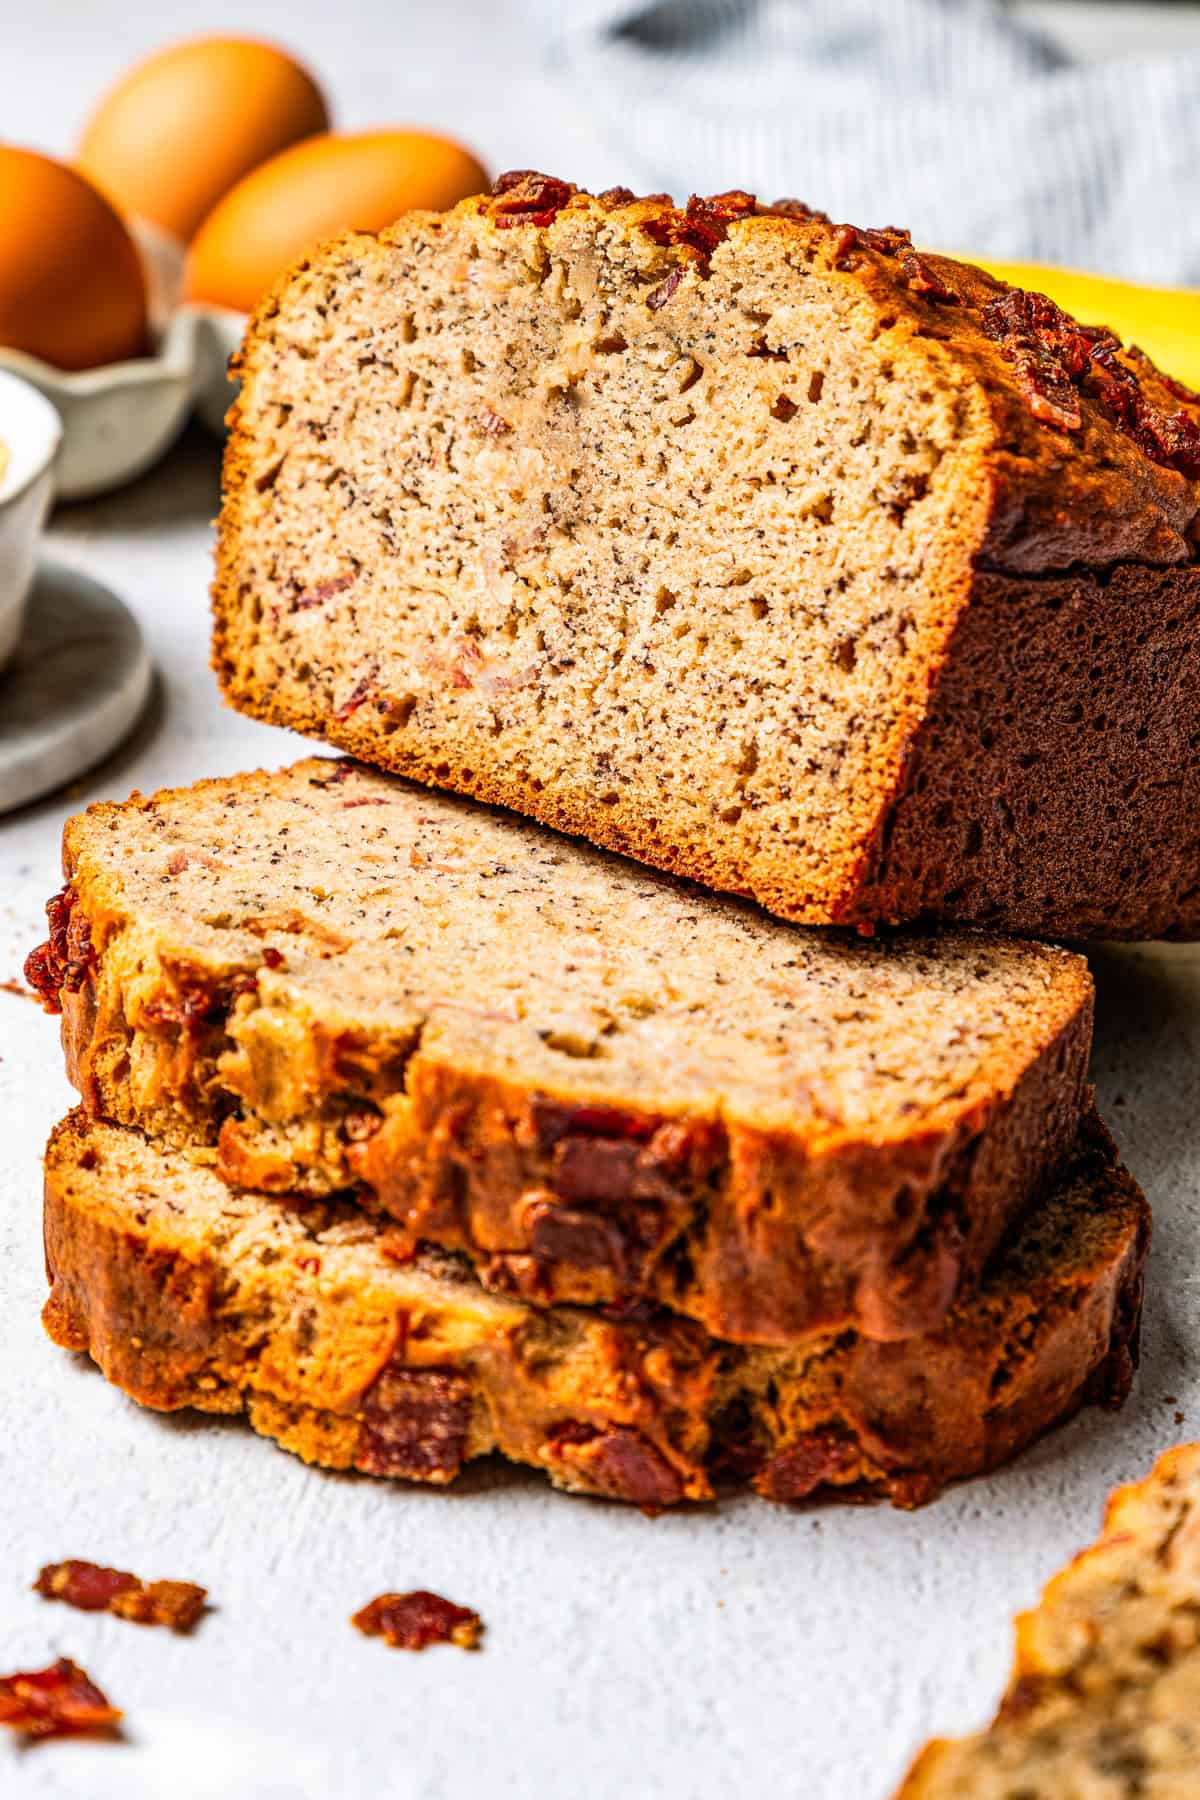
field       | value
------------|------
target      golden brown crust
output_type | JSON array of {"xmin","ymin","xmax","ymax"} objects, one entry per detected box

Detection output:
[
  {"xmin": 210, "ymin": 181, "xmax": 1200, "ymax": 939},
  {"xmin": 32, "ymin": 760, "xmax": 1094, "ymax": 1345},
  {"xmin": 43, "ymin": 1109, "xmax": 1148, "ymax": 1511},
  {"xmin": 225, "ymin": 181, "xmax": 1200, "ymax": 575}
]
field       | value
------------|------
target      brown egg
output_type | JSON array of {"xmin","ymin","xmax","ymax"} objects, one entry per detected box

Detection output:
[
  {"xmin": 0, "ymin": 148, "xmax": 147, "ymax": 370},
  {"xmin": 78, "ymin": 37, "xmax": 330, "ymax": 243},
  {"xmin": 183, "ymin": 130, "xmax": 489, "ymax": 313}
]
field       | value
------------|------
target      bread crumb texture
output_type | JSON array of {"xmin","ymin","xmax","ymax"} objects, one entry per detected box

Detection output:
[
  {"xmin": 40, "ymin": 757, "xmax": 1094, "ymax": 1343},
  {"xmin": 212, "ymin": 179, "xmax": 1200, "ymax": 938},
  {"xmin": 898, "ymin": 1442, "xmax": 1200, "ymax": 1796},
  {"xmin": 43, "ymin": 1109, "xmax": 1147, "ymax": 1510}
]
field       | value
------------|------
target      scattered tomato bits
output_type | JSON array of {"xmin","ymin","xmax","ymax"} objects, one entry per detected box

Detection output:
[
  {"xmin": 351, "ymin": 1590, "xmax": 483, "ymax": 1652},
  {"xmin": 0, "ymin": 1658, "xmax": 122, "ymax": 1741},
  {"xmin": 34, "ymin": 1559, "xmax": 208, "ymax": 1632}
]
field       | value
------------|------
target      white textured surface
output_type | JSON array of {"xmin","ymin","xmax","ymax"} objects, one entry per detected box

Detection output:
[{"xmin": 3, "ymin": 7, "xmax": 1200, "ymax": 1798}]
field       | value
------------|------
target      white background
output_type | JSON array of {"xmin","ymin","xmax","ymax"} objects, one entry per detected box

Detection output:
[{"xmin": 4, "ymin": 5, "xmax": 1200, "ymax": 1797}]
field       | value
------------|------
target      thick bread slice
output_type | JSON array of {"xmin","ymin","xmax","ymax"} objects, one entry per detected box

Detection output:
[
  {"xmin": 30, "ymin": 758, "xmax": 1092, "ymax": 1345},
  {"xmin": 43, "ymin": 1110, "xmax": 1147, "ymax": 1510},
  {"xmin": 212, "ymin": 178, "xmax": 1200, "ymax": 939},
  {"xmin": 897, "ymin": 1443, "xmax": 1200, "ymax": 1796}
]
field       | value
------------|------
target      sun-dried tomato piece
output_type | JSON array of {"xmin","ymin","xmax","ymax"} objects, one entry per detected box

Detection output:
[
  {"xmin": 983, "ymin": 291, "xmax": 1089, "ymax": 432},
  {"xmin": 351, "ymin": 1590, "xmax": 483, "ymax": 1651},
  {"xmin": 756, "ymin": 1429, "xmax": 860, "ymax": 1502},
  {"xmin": 980, "ymin": 284, "xmax": 1200, "ymax": 472},
  {"xmin": 831, "ymin": 220, "xmax": 956, "ymax": 302},
  {"xmin": 761, "ymin": 197, "xmax": 831, "ymax": 223},
  {"xmin": 530, "ymin": 1099, "xmax": 658, "ymax": 1151},
  {"xmin": 547, "ymin": 1422, "xmax": 684, "ymax": 1508},
  {"xmin": 596, "ymin": 186, "xmax": 675, "ymax": 212},
  {"xmin": 1133, "ymin": 401, "xmax": 1200, "ymax": 478},
  {"xmin": 1086, "ymin": 344, "xmax": 1141, "ymax": 432},
  {"xmin": 527, "ymin": 1198, "xmax": 628, "ymax": 1274},
  {"xmin": 1009, "ymin": 345, "xmax": 1083, "ymax": 432},
  {"xmin": 898, "ymin": 249, "xmax": 958, "ymax": 304},
  {"xmin": 984, "ymin": 289, "xmax": 1100, "ymax": 379},
  {"xmin": 0, "ymin": 1658, "xmax": 121, "ymax": 1740},
  {"xmin": 357, "ymin": 1366, "xmax": 472, "ymax": 1480},
  {"xmin": 491, "ymin": 169, "xmax": 539, "ymax": 195},
  {"xmin": 141, "ymin": 971, "xmax": 230, "ymax": 1031},
  {"xmin": 292, "ymin": 575, "xmax": 356, "ymax": 612},
  {"xmin": 24, "ymin": 886, "xmax": 97, "ymax": 1016},
  {"xmin": 490, "ymin": 171, "xmax": 576, "ymax": 229},
  {"xmin": 22, "ymin": 942, "xmax": 61, "ymax": 1013},
  {"xmin": 334, "ymin": 668, "xmax": 378, "ymax": 721},
  {"xmin": 554, "ymin": 1136, "xmax": 641, "ymax": 1205},
  {"xmin": 35, "ymin": 1560, "xmax": 132, "ymax": 1612},
  {"xmin": 859, "ymin": 224, "xmax": 913, "ymax": 257},
  {"xmin": 646, "ymin": 267, "xmax": 682, "ymax": 313},
  {"xmin": 640, "ymin": 190, "xmax": 756, "ymax": 266},
  {"xmin": 830, "ymin": 224, "xmax": 861, "ymax": 268},
  {"xmin": 34, "ymin": 1560, "xmax": 207, "ymax": 1632}
]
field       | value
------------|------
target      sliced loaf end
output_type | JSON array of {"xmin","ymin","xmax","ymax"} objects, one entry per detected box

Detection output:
[{"xmin": 897, "ymin": 1442, "xmax": 1200, "ymax": 1797}]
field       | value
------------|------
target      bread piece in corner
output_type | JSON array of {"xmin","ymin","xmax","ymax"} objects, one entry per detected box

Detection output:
[
  {"xmin": 29, "ymin": 757, "xmax": 1093, "ymax": 1346},
  {"xmin": 213, "ymin": 177, "xmax": 1200, "ymax": 939},
  {"xmin": 43, "ymin": 1109, "xmax": 1148, "ymax": 1510},
  {"xmin": 896, "ymin": 1442, "xmax": 1200, "ymax": 1796}
]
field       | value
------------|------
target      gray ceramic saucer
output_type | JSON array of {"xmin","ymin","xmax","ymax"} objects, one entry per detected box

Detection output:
[{"xmin": 0, "ymin": 559, "xmax": 152, "ymax": 814}]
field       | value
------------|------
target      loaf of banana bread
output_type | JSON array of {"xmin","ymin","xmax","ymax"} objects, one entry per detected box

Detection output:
[
  {"xmin": 43, "ymin": 1109, "xmax": 1147, "ymax": 1510},
  {"xmin": 213, "ymin": 177, "xmax": 1200, "ymax": 939},
  {"xmin": 897, "ymin": 1442, "xmax": 1200, "ymax": 1795},
  {"xmin": 28, "ymin": 758, "xmax": 1093, "ymax": 1345}
]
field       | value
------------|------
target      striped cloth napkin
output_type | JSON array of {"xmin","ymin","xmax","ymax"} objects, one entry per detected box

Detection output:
[{"xmin": 538, "ymin": 0, "xmax": 1200, "ymax": 283}]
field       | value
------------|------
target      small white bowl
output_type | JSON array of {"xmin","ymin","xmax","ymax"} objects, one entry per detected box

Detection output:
[{"xmin": 0, "ymin": 367, "xmax": 62, "ymax": 669}]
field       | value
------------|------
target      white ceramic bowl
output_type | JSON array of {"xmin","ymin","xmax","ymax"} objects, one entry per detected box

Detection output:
[{"xmin": 0, "ymin": 368, "xmax": 62, "ymax": 669}]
